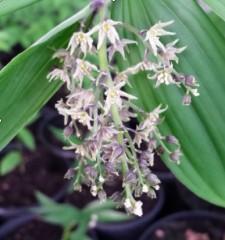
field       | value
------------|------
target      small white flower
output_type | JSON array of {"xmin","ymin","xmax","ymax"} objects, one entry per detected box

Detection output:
[
  {"xmin": 99, "ymin": 175, "xmax": 105, "ymax": 183},
  {"xmin": 191, "ymin": 88, "xmax": 200, "ymax": 96},
  {"xmin": 89, "ymin": 19, "xmax": 121, "ymax": 49},
  {"xmin": 145, "ymin": 20, "xmax": 175, "ymax": 56},
  {"xmin": 132, "ymin": 200, "xmax": 143, "ymax": 217},
  {"xmin": 159, "ymin": 39, "xmax": 186, "ymax": 64},
  {"xmin": 72, "ymin": 111, "xmax": 93, "ymax": 130},
  {"xmin": 148, "ymin": 65, "xmax": 176, "ymax": 88},
  {"xmin": 91, "ymin": 185, "xmax": 98, "ymax": 196},
  {"xmin": 67, "ymin": 31, "xmax": 93, "ymax": 55},
  {"xmin": 124, "ymin": 198, "xmax": 132, "ymax": 209},
  {"xmin": 47, "ymin": 68, "xmax": 71, "ymax": 89},
  {"xmin": 142, "ymin": 184, "xmax": 149, "ymax": 193},
  {"xmin": 104, "ymin": 82, "xmax": 137, "ymax": 114},
  {"xmin": 73, "ymin": 59, "xmax": 99, "ymax": 86},
  {"xmin": 154, "ymin": 185, "xmax": 160, "ymax": 191}
]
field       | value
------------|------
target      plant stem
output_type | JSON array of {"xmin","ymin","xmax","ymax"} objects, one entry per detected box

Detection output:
[{"xmin": 97, "ymin": 3, "xmax": 133, "ymax": 200}]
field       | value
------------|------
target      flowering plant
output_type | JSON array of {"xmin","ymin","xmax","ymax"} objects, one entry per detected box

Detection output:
[{"xmin": 0, "ymin": 0, "xmax": 225, "ymax": 211}]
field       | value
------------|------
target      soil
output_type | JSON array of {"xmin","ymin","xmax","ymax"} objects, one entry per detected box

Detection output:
[
  {"xmin": 149, "ymin": 218, "xmax": 225, "ymax": 240},
  {"xmin": 0, "ymin": 148, "xmax": 68, "ymax": 208},
  {"xmin": 1, "ymin": 220, "xmax": 63, "ymax": 240}
]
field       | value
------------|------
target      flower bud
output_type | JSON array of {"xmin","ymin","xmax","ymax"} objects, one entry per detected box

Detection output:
[
  {"xmin": 63, "ymin": 125, "xmax": 73, "ymax": 138},
  {"xmin": 182, "ymin": 94, "xmax": 192, "ymax": 106},
  {"xmin": 64, "ymin": 168, "xmax": 75, "ymax": 179},
  {"xmin": 170, "ymin": 149, "xmax": 182, "ymax": 164},
  {"xmin": 165, "ymin": 135, "xmax": 179, "ymax": 145},
  {"xmin": 147, "ymin": 188, "xmax": 157, "ymax": 199},
  {"xmin": 98, "ymin": 190, "xmax": 107, "ymax": 203},
  {"xmin": 73, "ymin": 182, "xmax": 82, "ymax": 192},
  {"xmin": 84, "ymin": 166, "xmax": 97, "ymax": 179},
  {"xmin": 175, "ymin": 73, "xmax": 185, "ymax": 83},
  {"xmin": 146, "ymin": 173, "xmax": 161, "ymax": 186},
  {"xmin": 185, "ymin": 75, "xmax": 196, "ymax": 86},
  {"xmin": 111, "ymin": 191, "xmax": 122, "ymax": 203},
  {"xmin": 124, "ymin": 171, "xmax": 137, "ymax": 184}
]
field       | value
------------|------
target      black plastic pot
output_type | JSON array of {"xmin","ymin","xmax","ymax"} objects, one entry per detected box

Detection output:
[
  {"xmin": 38, "ymin": 111, "xmax": 75, "ymax": 160},
  {"xmin": 175, "ymin": 180, "xmax": 225, "ymax": 214},
  {"xmin": 0, "ymin": 146, "xmax": 70, "ymax": 219},
  {"xmin": 139, "ymin": 210, "xmax": 225, "ymax": 240},
  {"xmin": 96, "ymin": 186, "xmax": 165, "ymax": 240},
  {"xmin": 0, "ymin": 213, "xmax": 99, "ymax": 240}
]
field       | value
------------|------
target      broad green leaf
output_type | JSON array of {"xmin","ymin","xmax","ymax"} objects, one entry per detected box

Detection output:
[
  {"xmin": 97, "ymin": 210, "xmax": 131, "ymax": 223},
  {"xmin": 0, "ymin": 4, "xmax": 92, "ymax": 151},
  {"xmin": 112, "ymin": 0, "xmax": 225, "ymax": 207},
  {"xmin": 0, "ymin": 151, "xmax": 21, "ymax": 175},
  {"xmin": 34, "ymin": 192, "xmax": 80, "ymax": 227},
  {"xmin": 17, "ymin": 128, "xmax": 35, "ymax": 150},
  {"xmin": 204, "ymin": 0, "xmax": 225, "ymax": 21},
  {"xmin": 0, "ymin": 0, "xmax": 43, "ymax": 16}
]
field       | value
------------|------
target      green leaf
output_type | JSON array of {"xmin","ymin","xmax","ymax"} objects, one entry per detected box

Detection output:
[
  {"xmin": 0, "ymin": 0, "xmax": 43, "ymax": 16},
  {"xmin": 0, "ymin": 4, "xmax": 92, "ymax": 151},
  {"xmin": 0, "ymin": 151, "xmax": 21, "ymax": 175},
  {"xmin": 204, "ymin": 0, "xmax": 225, "ymax": 21},
  {"xmin": 17, "ymin": 128, "xmax": 35, "ymax": 150},
  {"xmin": 97, "ymin": 210, "xmax": 131, "ymax": 223},
  {"xmin": 34, "ymin": 192, "xmax": 80, "ymax": 227},
  {"xmin": 112, "ymin": 0, "xmax": 225, "ymax": 207}
]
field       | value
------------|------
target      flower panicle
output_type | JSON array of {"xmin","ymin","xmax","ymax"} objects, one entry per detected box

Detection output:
[{"xmin": 47, "ymin": 17, "xmax": 198, "ymax": 216}]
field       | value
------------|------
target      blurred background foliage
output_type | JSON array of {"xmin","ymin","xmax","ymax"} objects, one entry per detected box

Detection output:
[{"xmin": 0, "ymin": 0, "xmax": 89, "ymax": 52}]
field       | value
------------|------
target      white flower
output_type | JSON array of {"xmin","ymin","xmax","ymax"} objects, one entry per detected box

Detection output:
[
  {"xmin": 148, "ymin": 65, "xmax": 176, "ymax": 87},
  {"xmin": 138, "ymin": 105, "xmax": 167, "ymax": 132},
  {"xmin": 132, "ymin": 200, "xmax": 143, "ymax": 217},
  {"xmin": 47, "ymin": 68, "xmax": 71, "ymax": 89},
  {"xmin": 99, "ymin": 175, "xmax": 105, "ymax": 183},
  {"xmin": 159, "ymin": 39, "xmax": 186, "ymax": 64},
  {"xmin": 191, "ymin": 88, "xmax": 200, "ymax": 96},
  {"xmin": 72, "ymin": 111, "xmax": 93, "ymax": 130},
  {"xmin": 91, "ymin": 185, "xmax": 98, "ymax": 196},
  {"xmin": 124, "ymin": 198, "xmax": 132, "ymax": 209},
  {"xmin": 73, "ymin": 59, "xmax": 99, "ymax": 87},
  {"xmin": 108, "ymin": 39, "xmax": 137, "ymax": 61},
  {"xmin": 142, "ymin": 184, "xmax": 149, "ymax": 193},
  {"xmin": 104, "ymin": 82, "xmax": 137, "ymax": 114},
  {"xmin": 67, "ymin": 31, "xmax": 93, "ymax": 55},
  {"xmin": 145, "ymin": 20, "xmax": 175, "ymax": 56},
  {"xmin": 89, "ymin": 19, "xmax": 121, "ymax": 49}
]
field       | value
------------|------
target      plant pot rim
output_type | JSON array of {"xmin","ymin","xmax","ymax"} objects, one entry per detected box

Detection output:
[
  {"xmin": 139, "ymin": 210, "xmax": 225, "ymax": 240},
  {"xmin": 37, "ymin": 111, "xmax": 74, "ymax": 159},
  {"xmin": 96, "ymin": 185, "xmax": 165, "ymax": 230}
]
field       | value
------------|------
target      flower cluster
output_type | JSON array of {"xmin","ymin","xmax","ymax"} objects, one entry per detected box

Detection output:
[{"xmin": 48, "ymin": 18, "xmax": 199, "ymax": 216}]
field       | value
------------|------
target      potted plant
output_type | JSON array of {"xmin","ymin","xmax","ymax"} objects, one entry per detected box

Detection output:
[
  {"xmin": 139, "ymin": 211, "xmax": 225, "ymax": 240},
  {"xmin": 0, "ymin": 0, "xmax": 225, "ymax": 238}
]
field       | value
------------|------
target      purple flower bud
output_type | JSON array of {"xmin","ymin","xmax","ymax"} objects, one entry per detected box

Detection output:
[
  {"xmin": 84, "ymin": 166, "xmax": 97, "ymax": 179},
  {"xmin": 90, "ymin": 0, "xmax": 104, "ymax": 10},
  {"xmin": 146, "ymin": 173, "xmax": 161, "ymax": 186},
  {"xmin": 64, "ymin": 125, "xmax": 73, "ymax": 138},
  {"xmin": 165, "ymin": 135, "xmax": 179, "ymax": 145},
  {"xmin": 175, "ymin": 73, "xmax": 185, "ymax": 83},
  {"xmin": 98, "ymin": 190, "xmax": 107, "ymax": 203},
  {"xmin": 112, "ymin": 145, "xmax": 124, "ymax": 161},
  {"xmin": 182, "ymin": 94, "xmax": 192, "ymax": 106},
  {"xmin": 64, "ymin": 168, "xmax": 75, "ymax": 179},
  {"xmin": 147, "ymin": 188, "xmax": 156, "ymax": 199},
  {"xmin": 185, "ymin": 75, "xmax": 196, "ymax": 87},
  {"xmin": 111, "ymin": 191, "xmax": 122, "ymax": 203},
  {"xmin": 124, "ymin": 171, "xmax": 137, "ymax": 184},
  {"xmin": 170, "ymin": 149, "xmax": 182, "ymax": 164},
  {"xmin": 148, "ymin": 138, "xmax": 157, "ymax": 151},
  {"xmin": 105, "ymin": 162, "xmax": 117, "ymax": 175}
]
